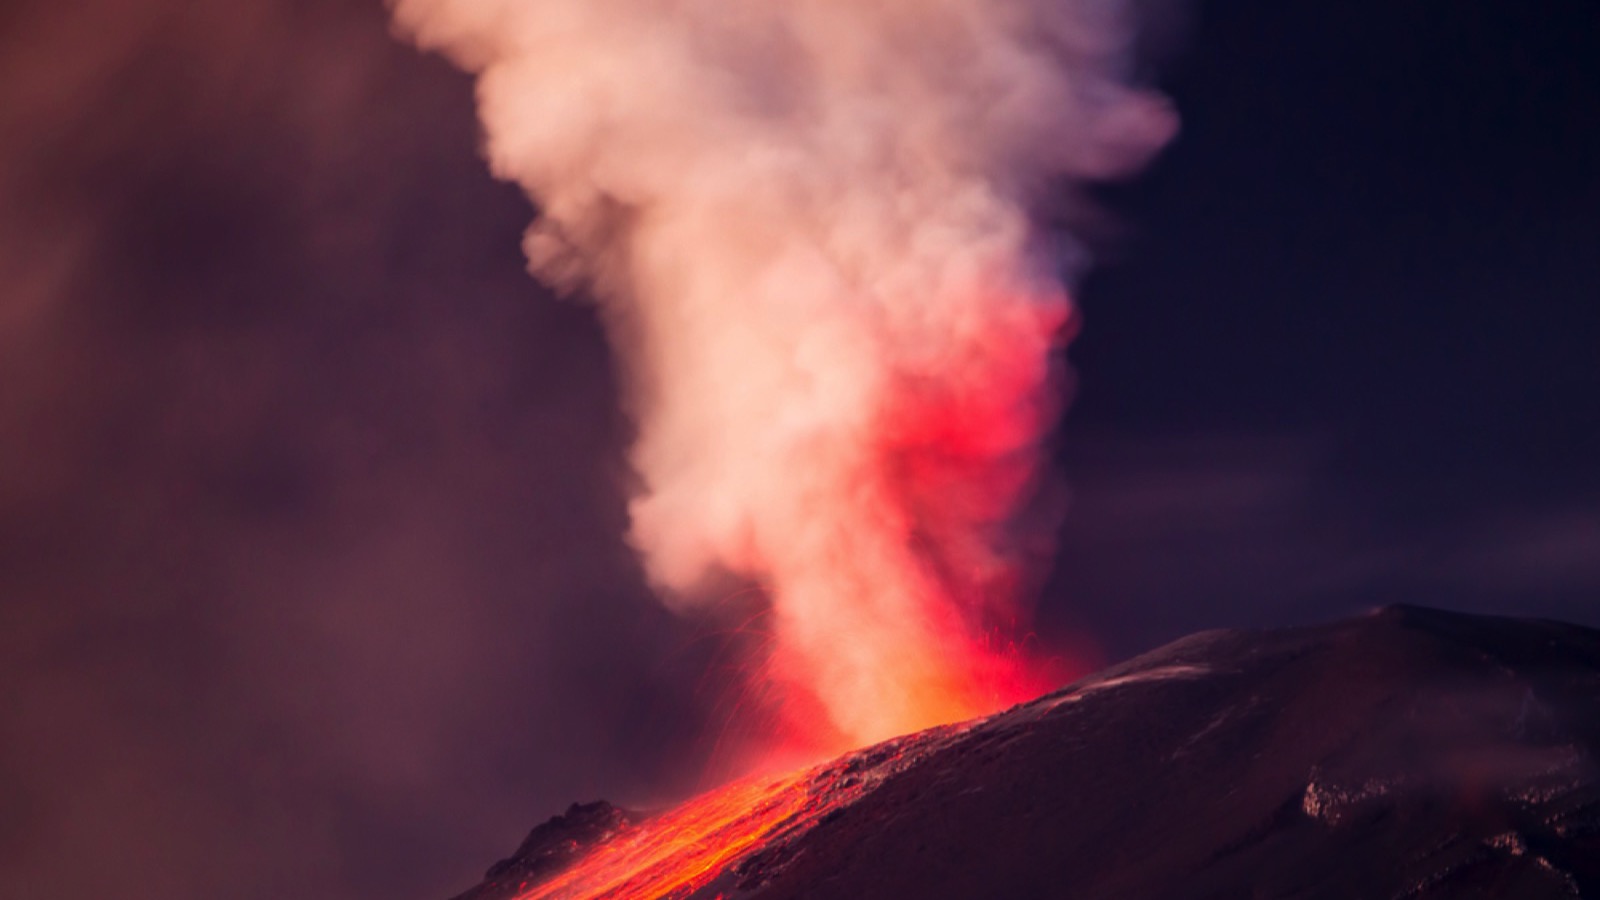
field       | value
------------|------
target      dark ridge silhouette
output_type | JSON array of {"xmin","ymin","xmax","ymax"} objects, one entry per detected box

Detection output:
[{"xmin": 453, "ymin": 606, "xmax": 1600, "ymax": 899}]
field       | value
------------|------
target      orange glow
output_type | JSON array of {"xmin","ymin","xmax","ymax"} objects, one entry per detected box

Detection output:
[
  {"xmin": 506, "ymin": 731, "xmax": 957, "ymax": 900},
  {"xmin": 512, "ymin": 773, "xmax": 808, "ymax": 900}
]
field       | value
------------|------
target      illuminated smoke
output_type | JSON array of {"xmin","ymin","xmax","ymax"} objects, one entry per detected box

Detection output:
[{"xmin": 390, "ymin": 0, "xmax": 1175, "ymax": 747}]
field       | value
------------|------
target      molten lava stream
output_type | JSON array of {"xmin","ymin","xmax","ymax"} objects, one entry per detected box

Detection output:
[{"xmin": 515, "ymin": 769, "xmax": 814, "ymax": 900}]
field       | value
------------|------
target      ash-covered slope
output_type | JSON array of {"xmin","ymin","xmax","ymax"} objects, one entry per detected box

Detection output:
[{"xmin": 454, "ymin": 606, "xmax": 1600, "ymax": 899}]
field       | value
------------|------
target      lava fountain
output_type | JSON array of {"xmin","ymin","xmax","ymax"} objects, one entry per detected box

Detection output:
[{"xmin": 389, "ymin": 0, "xmax": 1175, "ymax": 750}]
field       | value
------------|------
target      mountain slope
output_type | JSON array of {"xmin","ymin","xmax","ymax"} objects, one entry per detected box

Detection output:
[{"xmin": 452, "ymin": 606, "xmax": 1600, "ymax": 899}]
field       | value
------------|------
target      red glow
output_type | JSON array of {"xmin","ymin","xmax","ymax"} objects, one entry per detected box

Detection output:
[
  {"xmin": 739, "ymin": 291, "xmax": 1077, "ymax": 752},
  {"xmin": 500, "ymin": 289, "xmax": 1096, "ymax": 896}
]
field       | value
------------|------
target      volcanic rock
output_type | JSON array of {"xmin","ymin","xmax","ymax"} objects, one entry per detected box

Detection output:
[
  {"xmin": 451, "ymin": 605, "xmax": 1600, "ymax": 899},
  {"xmin": 460, "ymin": 802, "xmax": 639, "ymax": 899}
]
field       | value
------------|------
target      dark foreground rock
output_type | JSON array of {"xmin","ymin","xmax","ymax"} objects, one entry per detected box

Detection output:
[
  {"xmin": 452, "ymin": 605, "xmax": 1600, "ymax": 899},
  {"xmin": 465, "ymin": 802, "xmax": 640, "ymax": 898}
]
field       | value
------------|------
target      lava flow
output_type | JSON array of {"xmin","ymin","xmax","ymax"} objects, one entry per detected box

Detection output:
[
  {"xmin": 499, "ymin": 728, "xmax": 964, "ymax": 900},
  {"xmin": 513, "ymin": 773, "xmax": 811, "ymax": 900}
]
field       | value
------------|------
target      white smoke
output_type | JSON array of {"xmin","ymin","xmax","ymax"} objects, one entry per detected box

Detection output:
[{"xmin": 390, "ymin": 0, "xmax": 1175, "ymax": 746}]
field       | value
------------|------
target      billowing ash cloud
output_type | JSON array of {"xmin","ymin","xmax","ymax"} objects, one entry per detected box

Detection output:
[{"xmin": 390, "ymin": 0, "xmax": 1176, "ymax": 747}]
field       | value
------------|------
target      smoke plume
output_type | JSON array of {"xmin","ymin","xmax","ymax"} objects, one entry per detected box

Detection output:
[{"xmin": 391, "ymin": 0, "xmax": 1176, "ymax": 748}]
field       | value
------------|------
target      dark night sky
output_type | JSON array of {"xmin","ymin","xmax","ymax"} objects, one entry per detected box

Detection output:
[
  {"xmin": 1046, "ymin": 0, "xmax": 1600, "ymax": 652},
  {"xmin": 1, "ymin": 2, "xmax": 1596, "ymax": 899}
]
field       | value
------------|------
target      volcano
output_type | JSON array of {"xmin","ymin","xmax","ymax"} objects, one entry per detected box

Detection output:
[{"xmin": 451, "ymin": 606, "xmax": 1600, "ymax": 899}]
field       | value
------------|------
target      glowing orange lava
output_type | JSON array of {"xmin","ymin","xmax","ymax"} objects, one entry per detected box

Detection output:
[
  {"xmin": 506, "ymin": 730, "xmax": 960, "ymax": 900},
  {"xmin": 512, "ymin": 773, "xmax": 807, "ymax": 900}
]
